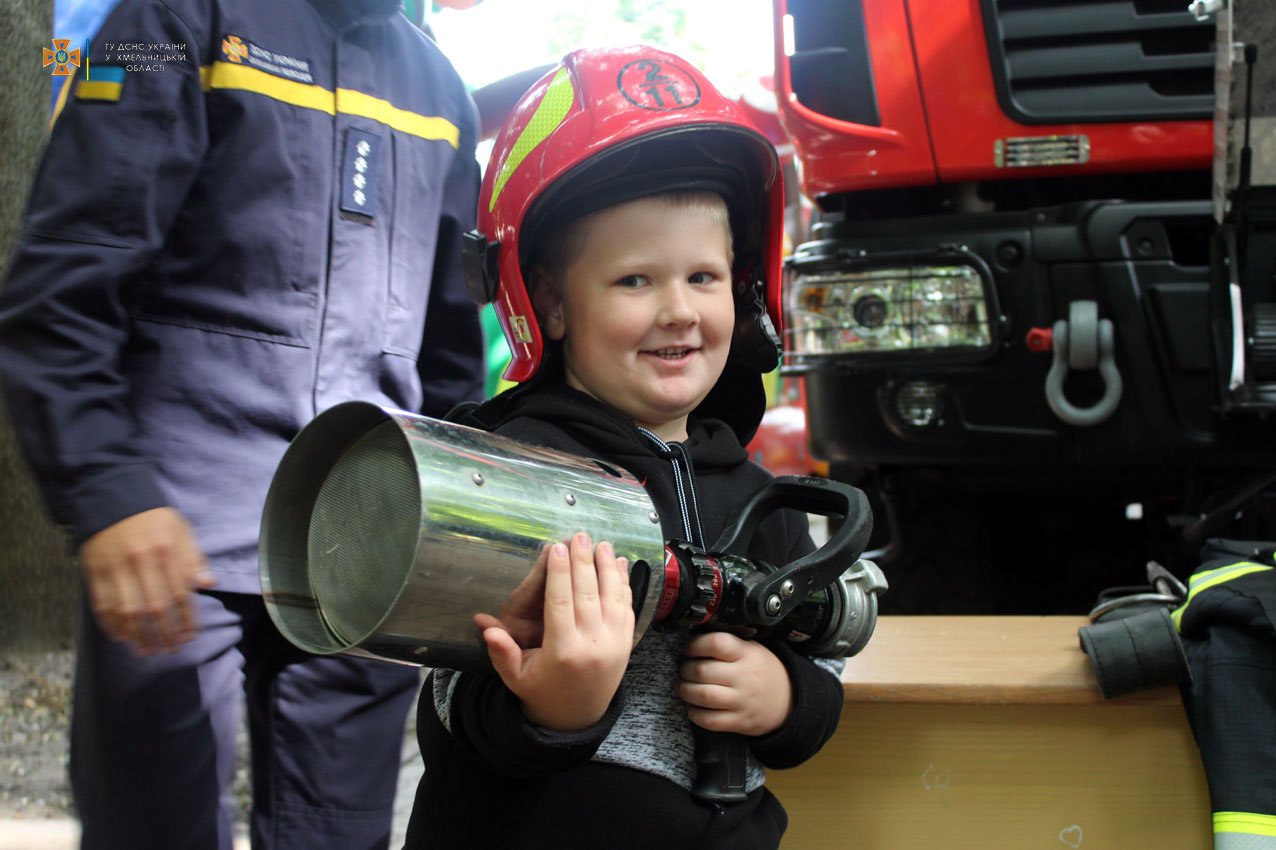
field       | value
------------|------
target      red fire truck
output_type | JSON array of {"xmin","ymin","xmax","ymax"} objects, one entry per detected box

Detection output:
[{"xmin": 771, "ymin": 0, "xmax": 1276, "ymax": 613}]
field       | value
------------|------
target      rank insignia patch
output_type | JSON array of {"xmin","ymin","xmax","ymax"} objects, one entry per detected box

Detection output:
[{"xmin": 341, "ymin": 128, "xmax": 382, "ymax": 221}]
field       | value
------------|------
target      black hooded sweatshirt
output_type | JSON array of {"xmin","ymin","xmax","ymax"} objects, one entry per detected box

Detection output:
[{"xmin": 403, "ymin": 382, "xmax": 845, "ymax": 850}]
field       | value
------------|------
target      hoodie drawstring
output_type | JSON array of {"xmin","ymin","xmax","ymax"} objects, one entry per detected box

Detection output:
[
  {"xmin": 637, "ymin": 428, "xmax": 706, "ymax": 547},
  {"xmin": 671, "ymin": 442, "xmax": 707, "ymax": 547}
]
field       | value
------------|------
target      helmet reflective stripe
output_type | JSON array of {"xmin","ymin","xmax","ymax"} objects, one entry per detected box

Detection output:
[{"xmin": 489, "ymin": 68, "xmax": 575, "ymax": 212}]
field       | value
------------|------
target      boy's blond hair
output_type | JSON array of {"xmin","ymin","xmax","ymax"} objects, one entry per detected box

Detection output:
[{"xmin": 526, "ymin": 190, "xmax": 735, "ymax": 324}]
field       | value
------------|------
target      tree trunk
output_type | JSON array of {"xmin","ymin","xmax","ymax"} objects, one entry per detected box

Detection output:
[{"xmin": 0, "ymin": 0, "xmax": 77, "ymax": 651}]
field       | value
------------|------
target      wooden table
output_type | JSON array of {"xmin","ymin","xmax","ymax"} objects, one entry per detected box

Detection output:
[{"xmin": 768, "ymin": 616, "xmax": 1211, "ymax": 849}]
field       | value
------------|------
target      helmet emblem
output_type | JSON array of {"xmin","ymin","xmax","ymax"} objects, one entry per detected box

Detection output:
[{"xmin": 618, "ymin": 59, "xmax": 701, "ymax": 111}]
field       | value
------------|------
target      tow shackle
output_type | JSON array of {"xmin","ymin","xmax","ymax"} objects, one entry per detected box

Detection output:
[{"xmin": 1031, "ymin": 300, "xmax": 1124, "ymax": 427}]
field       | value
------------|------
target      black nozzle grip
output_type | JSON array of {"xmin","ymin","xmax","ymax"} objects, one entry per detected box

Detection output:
[
  {"xmin": 711, "ymin": 476, "xmax": 873, "ymax": 624},
  {"xmin": 691, "ymin": 728, "xmax": 749, "ymax": 804}
]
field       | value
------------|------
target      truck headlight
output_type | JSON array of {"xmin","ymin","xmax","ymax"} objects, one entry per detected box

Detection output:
[
  {"xmin": 894, "ymin": 379, "xmax": 944, "ymax": 428},
  {"xmin": 785, "ymin": 258, "xmax": 996, "ymax": 361}
]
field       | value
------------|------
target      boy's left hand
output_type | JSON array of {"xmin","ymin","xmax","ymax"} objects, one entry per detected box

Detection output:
[{"xmin": 678, "ymin": 632, "xmax": 793, "ymax": 737}]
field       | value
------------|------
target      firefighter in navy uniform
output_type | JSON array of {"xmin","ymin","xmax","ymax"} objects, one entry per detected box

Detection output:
[{"xmin": 0, "ymin": 1, "xmax": 482, "ymax": 848}]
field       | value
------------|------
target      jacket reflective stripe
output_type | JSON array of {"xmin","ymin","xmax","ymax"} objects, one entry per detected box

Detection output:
[
  {"xmin": 1172, "ymin": 561, "xmax": 1274, "ymax": 630},
  {"xmin": 1216, "ymin": 811, "xmax": 1276, "ymax": 838},
  {"xmin": 200, "ymin": 61, "xmax": 460, "ymax": 146}
]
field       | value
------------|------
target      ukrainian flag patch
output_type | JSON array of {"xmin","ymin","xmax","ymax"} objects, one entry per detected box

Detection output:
[{"xmin": 76, "ymin": 65, "xmax": 126, "ymax": 102}]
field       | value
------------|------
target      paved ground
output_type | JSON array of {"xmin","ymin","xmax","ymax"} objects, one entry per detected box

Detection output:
[
  {"xmin": 0, "ymin": 756, "xmax": 423, "ymax": 850},
  {"xmin": 0, "ymin": 649, "xmax": 424, "ymax": 850}
]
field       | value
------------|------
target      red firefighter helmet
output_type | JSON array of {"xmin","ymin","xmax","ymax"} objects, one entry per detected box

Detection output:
[{"xmin": 464, "ymin": 45, "xmax": 786, "ymax": 382}]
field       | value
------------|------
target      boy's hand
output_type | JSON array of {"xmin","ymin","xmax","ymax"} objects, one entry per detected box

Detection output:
[
  {"xmin": 78, "ymin": 507, "xmax": 216, "ymax": 655},
  {"xmin": 678, "ymin": 632, "xmax": 793, "ymax": 737},
  {"xmin": 480, "ymin": 548, "xmax": 550, "ymax": 650},
  {"xmin": 475, "ymin": 533, "xmax": 634, "ymax": 731}
]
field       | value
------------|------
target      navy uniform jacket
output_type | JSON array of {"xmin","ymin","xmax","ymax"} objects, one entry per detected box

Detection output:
[{"xmin": 0, "ymin": 0, "xmax": 483, "ymax": 593}]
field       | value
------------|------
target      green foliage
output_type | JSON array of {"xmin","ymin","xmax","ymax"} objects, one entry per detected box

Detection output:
[{"xmin": 540, "ymin": 0, "xmax": 709, "ymax": 76}]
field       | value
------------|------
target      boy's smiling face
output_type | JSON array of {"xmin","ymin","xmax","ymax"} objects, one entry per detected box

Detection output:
[{"xmin": 538, "ymin": 194, "xmax": 736, "ymax": 443}]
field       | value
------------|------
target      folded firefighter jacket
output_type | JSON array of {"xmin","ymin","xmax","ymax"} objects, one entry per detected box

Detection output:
[{"xmin": 1175, "ymin": 539, "xmax": 1276, "ymax": 850}]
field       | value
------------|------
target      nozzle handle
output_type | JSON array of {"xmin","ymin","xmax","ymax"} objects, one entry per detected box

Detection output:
[{"xmin": 712, "ymin": 475, "xmax": 873, "ymax": 627}]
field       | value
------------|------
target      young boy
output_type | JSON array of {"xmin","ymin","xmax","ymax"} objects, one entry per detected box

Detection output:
[{"xmin": 404, "ymin": 46, "xmax": 845, "ymax": 849}]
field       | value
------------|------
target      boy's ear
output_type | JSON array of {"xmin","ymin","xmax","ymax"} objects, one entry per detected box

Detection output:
[{"xmin": 530, "ymin": 269, "xmax": 566, "ymax": 341}]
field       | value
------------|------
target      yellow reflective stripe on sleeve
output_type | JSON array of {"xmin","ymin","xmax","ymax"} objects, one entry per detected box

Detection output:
[
  {"xmin": 488, "ymin": 67, "xmax": 575, "ymax": 212},
  {"xmin": 202, "ymin": 61, "xmax": 335, "ymax": 114},
  {"xmin": 335, "ymin": 88, "xmax": 459, "ymax": 147},
  {"xmin": 1215, "ymin": 812, "xmax": 1276, "ymax": 836},
  {"xmin": 200, "ymin": 61, "xmax": 459, "ymax": 147},
  {"xmin": 1172, "ymin": 561, "xmax": 1274, "ymax": 630}
]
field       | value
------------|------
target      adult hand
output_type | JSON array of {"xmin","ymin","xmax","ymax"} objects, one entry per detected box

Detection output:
[
  {"xmin": 474, "ymin": 532, "xmax": 634, "ymax": 731},
  {"xmin": 78, "ymin": 507, "xmax": 215, "ymax": 655},
  {"xmin": 678, "ymin": 632, "xmax": 793, "ymax": 737}
]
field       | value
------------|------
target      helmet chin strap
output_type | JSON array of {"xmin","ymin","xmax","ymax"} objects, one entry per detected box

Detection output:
[
  {"xmin": 730, "ymin": 268, "xmax": 781, "ymax": 373},
  {"xmin": 461, "ymin": 230, "xmax": 501, "ymax": 304}
]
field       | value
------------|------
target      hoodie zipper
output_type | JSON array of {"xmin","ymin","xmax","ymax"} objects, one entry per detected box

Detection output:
[{"xmin": 639, "ymin": 428, "xmax": 740, "ymax": 824}]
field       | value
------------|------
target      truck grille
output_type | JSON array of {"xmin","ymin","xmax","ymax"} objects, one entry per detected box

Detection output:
[{"xmin": 981, "ymin": 0, "xmax": 1215, "ymax": 124}]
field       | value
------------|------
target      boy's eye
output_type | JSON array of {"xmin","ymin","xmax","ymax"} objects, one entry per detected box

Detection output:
[
  {"xmin": 615, "ymin": 274, "xmax": 647, "ymax": 288},
  {"xmin": 688, "ymin": 271, "xmax": 719, "ymax": 284}
]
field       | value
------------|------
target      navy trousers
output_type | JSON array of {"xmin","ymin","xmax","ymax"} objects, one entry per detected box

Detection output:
[{"xmin": 70, "ymin": 589, "xmax": 420, "ymax": 850}]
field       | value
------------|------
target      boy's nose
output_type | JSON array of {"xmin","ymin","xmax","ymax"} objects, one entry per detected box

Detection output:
[{"xmin": 658, "ymin": 284, "xmax": 699, "ymax": 326}]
